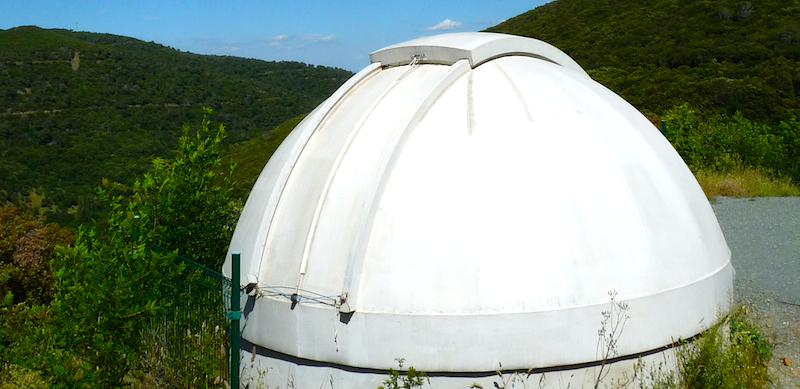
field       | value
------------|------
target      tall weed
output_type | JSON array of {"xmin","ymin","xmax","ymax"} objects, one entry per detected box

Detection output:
[{"xmin": 622, "ymin": 308, "xmax": 772, "ymax": 389}]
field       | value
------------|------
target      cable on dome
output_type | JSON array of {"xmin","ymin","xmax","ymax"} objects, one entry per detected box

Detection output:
[{"xmin": 254, "ymin": 281, "xmax": 342, "ymax": 308}]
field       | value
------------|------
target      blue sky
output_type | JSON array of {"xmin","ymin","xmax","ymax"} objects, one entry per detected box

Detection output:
[{"xmin": 1, "ymin": 1, "xmax": 550, "ymax": 72}]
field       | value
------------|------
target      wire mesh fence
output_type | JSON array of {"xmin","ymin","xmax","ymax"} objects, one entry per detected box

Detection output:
[{"xmin": 141, "ymin": 245, "xmax": 235, "ymax": 388}]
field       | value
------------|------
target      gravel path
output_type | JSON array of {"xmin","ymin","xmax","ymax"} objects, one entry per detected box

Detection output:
[{"xmin": 711, "ymin": 197, "xmax": 800, "ymax": 388}]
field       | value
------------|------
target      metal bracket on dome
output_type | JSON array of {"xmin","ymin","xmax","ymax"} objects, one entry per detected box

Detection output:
[
  {"xmin": 369, "ymin": 32, "xmax": 588, "ymax": 77},
  {"xmin": 338, "ymin": 292, "xmax": 354, "ymax": 313},
  {"xmin": 409, "ymin": 53, "xmax": 425, "ymax": 66}
]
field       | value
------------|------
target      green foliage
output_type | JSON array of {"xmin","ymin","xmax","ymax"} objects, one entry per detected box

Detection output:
[
  {"xmin": 48, "ymin": 210, "xmax": 186, "ymax": 387},
  {"xmin": 0, "ymin": 26, "xmax": 352, "ymax": 224},
  {"xmin": 0, "ymin": 300, "xmax": 54, "ymax": 380},
  {"xmin": 776, "ymin": 115, "xmax": 800, "ymax": 180},
  {"xmin": 136, "ymin": 107, "xmax": 240, "ymax": 269},
  {"xmin": 0, "ymin": 26, "xmax": 93, "ymax": 62},
  {"xmin": 0, "ymin": 204, "xmax": 74, "ymax": 380},
  {"xmin": 378, "ymin": 359, "xmax": 431, "ymax": 389},
  {"xmin": 41, "ymin": 109, "xmax": 239, "ymax": 387},
  {"xmin": 621, "ymin": 308, "xmax": 772, "ymax": 389},
  {"xmin": 662, "ymin": 104, "xmax": 798, "ymax": 181},
  {"xmin": 678, "ymin": 311, "xmax": 771, "ymax": 389},
  {"xmin": 0, "ymin": 205, "xmax": 75, "ymax": 305}
]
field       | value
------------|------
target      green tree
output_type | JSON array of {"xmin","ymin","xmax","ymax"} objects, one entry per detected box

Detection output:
[
  {"xmin": 136, "ymin": 107, "xmax": 240, "ymax": 269},
  {"xmin": 47, "ymin": 205, "xmax": 184, "ymax": 387},
  {"xmin": 45, "ymin": 108, "xmax": 239, "ymax": 387}
]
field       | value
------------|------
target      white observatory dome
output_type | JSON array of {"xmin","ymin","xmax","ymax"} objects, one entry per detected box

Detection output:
[{"xmin": 224, "ymin": 32, "xmax": 733, "ymax": 387}]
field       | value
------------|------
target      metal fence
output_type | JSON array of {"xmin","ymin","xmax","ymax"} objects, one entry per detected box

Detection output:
[{"xmin": 143, "ymin": 245, "xmax": 237, "ymax": 389}]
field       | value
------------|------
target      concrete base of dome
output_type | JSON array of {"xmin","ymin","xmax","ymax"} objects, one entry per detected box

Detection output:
[{"xmin": 238, "ymin": 340, "xmax": 679, "ymax": 389}]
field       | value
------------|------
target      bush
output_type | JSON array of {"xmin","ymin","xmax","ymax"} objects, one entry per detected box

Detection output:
[
  {"xmin": 134, "ymin": 107, "xmax": 240, "ymax": 270},
  {"xmin": 378, "ymin": 359, "xmax": 431, "ymax": 389},
  {"xmin": 623, "ymin": 308, "xmax": 772, "ymax": 389},
  {"xmin": 677, "ymin": 310, "xmax": 771, "ymax": 388},
  {"xmin": 0, "ymin": 205, "xmax": 74, "ymax": 376},
  {"xmin": 663, "ymin": 104, "xmax": 789, "ymax": 177},
  {"xmin": 42, "ymin": 108, "xmax": 238, "ymax": 387}
]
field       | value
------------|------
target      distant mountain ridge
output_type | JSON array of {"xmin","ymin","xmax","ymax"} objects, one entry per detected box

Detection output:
[
  {"xmin": 486, "ymin": 0, "xmax": 800, "ymax": 123},
  {"xmin": 0, "ymin": 26, "xmax": 352, "ymax": 223}
]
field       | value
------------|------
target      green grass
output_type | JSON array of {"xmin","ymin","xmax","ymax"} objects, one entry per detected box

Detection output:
[{"xmin": 695, "ymin": 166, "xmax": 800, "ymax": 198}]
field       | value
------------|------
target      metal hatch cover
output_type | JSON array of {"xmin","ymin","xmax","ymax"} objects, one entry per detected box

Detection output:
[{"xmin": 369, "ymin": 32, "xmax": 588, "ymax": 77}]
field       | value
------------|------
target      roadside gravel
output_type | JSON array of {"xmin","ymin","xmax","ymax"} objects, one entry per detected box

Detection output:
[{"xmin": 711, "ymin": 197, "xmax": 800, "ymax": 388}]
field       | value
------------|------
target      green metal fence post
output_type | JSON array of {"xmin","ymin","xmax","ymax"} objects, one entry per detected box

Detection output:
[{"xmin": 230, "ymin": 252, "xmax": 241, "ymax": 389}]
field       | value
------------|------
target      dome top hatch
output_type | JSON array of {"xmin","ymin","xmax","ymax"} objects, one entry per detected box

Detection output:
[{"xmin": 369, "ymin": 32, "xmax": 588, "ymax": 76}]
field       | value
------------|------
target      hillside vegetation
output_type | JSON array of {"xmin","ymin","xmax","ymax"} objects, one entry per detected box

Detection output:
[{"xmin": 0, "ymin": 26, "xmax": 352, "ymax": 223}]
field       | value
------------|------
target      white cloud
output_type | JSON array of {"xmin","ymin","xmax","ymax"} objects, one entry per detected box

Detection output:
[
  {"xmin": 219, "ymin": 46, "xmax": 240, "ymax": 52},
  {"xmin": 265, "ymin": 35, "xmax": 289, "ymax": 47},
  {"xmin": 300, "ymin": 34, "xmax": 336, "ymax": 43},
  {"xmin": 263, "ymin": 34, "xmax": 336, "ymax": 49},
  {"xmin": 427, "ymin": 19, "xmax": 462, "ymax": 31}
]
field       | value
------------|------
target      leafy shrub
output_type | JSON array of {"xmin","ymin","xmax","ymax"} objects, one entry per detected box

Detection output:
[
  {"xmin": 662, "ymin": 104, "xmax": 797, "ymax": 184},
  {"xmin": 0, "ymin": 205, "xmax": 74, "ymax": 306},
  {"xmin": 0, "ymin": 205, "xmax": 74, "ymax": 377},
  {"xmin": 48, "ymin": 217, "xmax": 186, "ymax": 387},
  {"xmin": 42, "ymin": 108, "xmax": 239, "ymax": 387},
  {"xmin": 622, "ymin": 308, "xmax": 772, "ymax": 389},
  {"xmin": 676, "ymin": 310, "xmax": 771, "ymax": 389},
  {"xmin": 133, "ymin": 107, "xmax": 240, "ymax": 269},
  {"xmin": 378, "ymin": 359, "xmax": 431, "ymax": 389}
]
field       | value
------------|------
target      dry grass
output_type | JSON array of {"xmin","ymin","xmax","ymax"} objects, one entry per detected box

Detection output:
[
  {"xmin": 694, "ymin": 167, "xmax": 800, "ymax": 198},
  {"xmin": 0, "ymin": 363, "xmax": 52, "ymax": 389}
]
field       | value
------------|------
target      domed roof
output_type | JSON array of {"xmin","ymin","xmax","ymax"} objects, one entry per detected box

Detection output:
[{"xmin": 224, "ymin": 32, "xmax": 732, "ymax": 373}]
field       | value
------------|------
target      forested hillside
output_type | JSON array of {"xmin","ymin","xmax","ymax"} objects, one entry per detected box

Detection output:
[
  {"xmin": 487, "ymin": 0, "xmax": 800, "ymax": 124},
  {"xmin": 0, "ymin": 26, "xmax": 352, "ymax": 223}
]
